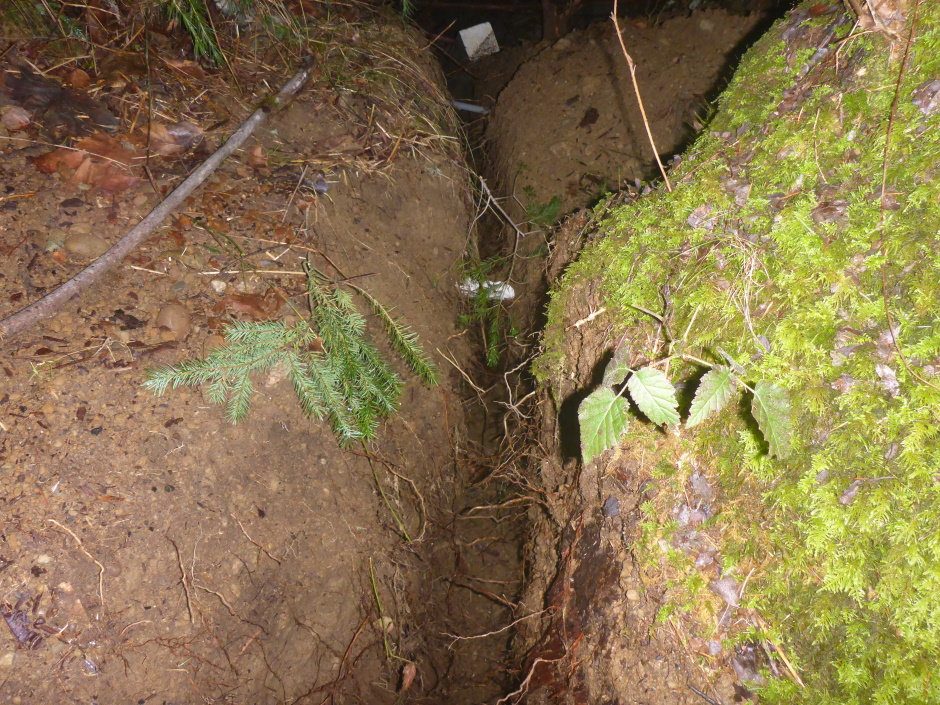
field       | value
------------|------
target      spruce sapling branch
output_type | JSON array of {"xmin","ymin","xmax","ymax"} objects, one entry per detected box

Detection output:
[
  {"xmin": 353, "ymin": 285, "xmax": 440, "ymax": 385},
  {"xmin": 144, "ymin": 262, "xmax": 437, "ymax": 445}
]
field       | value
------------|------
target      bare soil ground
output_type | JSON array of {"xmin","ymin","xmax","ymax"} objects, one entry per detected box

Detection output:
[
  {"xmin": 0, "ymin": 21, "xmax": 522, "ymax": 704},
  {"xmin": 483, "ymin": 8, "xmax": 766, "ymax": 214},
  {"xmin": 0, "ymin": 7, "xmax": 766, "ymax": 704}
]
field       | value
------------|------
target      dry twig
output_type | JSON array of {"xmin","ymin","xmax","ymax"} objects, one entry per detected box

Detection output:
[{"xmin": 611, "ymin": 0, "xmax": 672, "ymax": 191}]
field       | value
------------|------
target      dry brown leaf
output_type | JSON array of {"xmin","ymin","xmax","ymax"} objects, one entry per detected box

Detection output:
[
  {"xmin": 247, "ymin": 144, "xmax": 268, "ymax": 168},
  {"xmin": 71, "ymin": 156, "xmax": 94, "ymax": 184},
  {"xmin": 400, "ymin": 662, "xmax": 417, "ymax": 692},
  {"xmin": 68, "ymin": 68, "xmax": 91, "ymax": 89},
  {"xmin": 75, "ymin": 133, "xmax": 138, "ymax": 167},
  {"xmin": 93, "ymin": 166, "xmax": 141, "ymax": 195},
  {"xmin": 143, "ymin": 122, "xmax": 185, "ymax": 156},
  {"xmin": 215, "ymin": 294, "xmax": 270, "ymax": 319},
  {"xmin": 67, "ymin": 134, "xmax": 142, "ymax": 194},
  {"xmin": 32, "ymin": 146, "xmax": 86, "ymax": 173},
  {"xmin": 284, "ymin": 0, "xmax": 324, "ymax": 17},
  {"xmin": 100, "ymin": 53, "xmax": 148, "ymax": 89},
  {"xmin": 163, "ymin": 58, "xmax": 207, "ymax": 80},
  {"xmin": 205, "ymin": 217, "xmax": 230, "ymax": 234},
  {"xmin": 33, "ymin": 133, "xmax": 141, "ymax": 194}
]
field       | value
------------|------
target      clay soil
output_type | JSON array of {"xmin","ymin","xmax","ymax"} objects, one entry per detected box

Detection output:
[{"xmin": 0, "ymin": 6, "xmax": 768, "ymax": 705}]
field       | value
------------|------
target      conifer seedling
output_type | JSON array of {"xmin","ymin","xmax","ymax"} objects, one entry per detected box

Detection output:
[{"xmin": 144, "ymin": 263, "xmax": 437, "ymax": 445}]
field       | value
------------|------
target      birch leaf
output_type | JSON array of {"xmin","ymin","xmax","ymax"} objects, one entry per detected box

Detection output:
[
  {"xmin": 602, "ymin": 347, "xmax": 632, "ymax": 387},
  {"xmin": 578, "ymin": 387, "xmax": 630, "ymax": 464},
  {"xmin": 751, "ymin": 380, "xmax": 792, "ymax": 459},
  {"xmin": 627, "ymin": 367, "xmax": 680, "ymax": 426},
  {"xmin": 687, "ymin": 367, "xmax": 736, "ymax": 428}
]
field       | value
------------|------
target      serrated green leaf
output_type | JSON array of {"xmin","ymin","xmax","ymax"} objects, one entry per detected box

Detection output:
[
  {"xmin": 578, "ymin": 388, "xmax": 630, "ymax": 464},
  {"xmin": 602, "ymin": 347, "xmax": 632, "ymax": 386},
  {"xmin": 627, "ymin": 367, "xmax": 680, "ymax": 426},
  {"xmin": 751, "ymin": 380, "xmax": 792, "ymax": 459},
  {"xmin": 686, "ymin": 367, "xmax": 737, "ymax": 428}
]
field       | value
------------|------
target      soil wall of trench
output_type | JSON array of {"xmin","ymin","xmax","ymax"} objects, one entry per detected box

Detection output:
[
  {"xmin": 477, "ymin": 10, "xmax": 771, "ymax": 705},
  {"xmin": 0, "ymin": 19, "xmax": 520, "ymax": 704}
]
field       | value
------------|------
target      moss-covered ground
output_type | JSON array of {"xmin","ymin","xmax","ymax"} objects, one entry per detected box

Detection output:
[{"xmin": 539, "ymin": 2, "xmax": 940, "ymax": 702}]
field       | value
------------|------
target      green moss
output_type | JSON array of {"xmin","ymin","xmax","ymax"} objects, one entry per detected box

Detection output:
[{"xmin": 541, "ymin": 3, "xmax": 940, "ymax": 702}]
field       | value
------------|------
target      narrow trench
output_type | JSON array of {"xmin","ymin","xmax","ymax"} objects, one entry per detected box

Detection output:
[{"xmin": 412, "ymin": 3, "xmax": 794, "ymax": 702}]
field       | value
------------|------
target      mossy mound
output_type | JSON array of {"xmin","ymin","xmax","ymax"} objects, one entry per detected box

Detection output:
[{"xmin": 539, "ymin": 3, "xmax": 940, "ymax": 702}]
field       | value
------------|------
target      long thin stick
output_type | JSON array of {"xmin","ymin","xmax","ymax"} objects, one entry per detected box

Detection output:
[
  {"xmin": 611, "ymin": 0, "xmax": 672, "ymax": 191},
  {"xmin": 0, "ymin": 59, "xmax": 314, "ymax": 342}
]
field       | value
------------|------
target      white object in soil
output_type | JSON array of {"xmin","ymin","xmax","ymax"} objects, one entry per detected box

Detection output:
[
  {"xmin": 458, "ymin": 278, "xmax": 515, "ymax": 302},
  {"xmin": 459, "ymin": 22, "xmax": 499, "ymax": 61},
  {"xmin": 448, "ymin": 100, "xmax": 489, "ymax": 115}
]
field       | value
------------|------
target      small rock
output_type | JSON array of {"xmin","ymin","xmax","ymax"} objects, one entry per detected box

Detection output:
[
  {"xmin": 210, "ymin": 279, "xmax": 227, "ymax": 294},
  {"xmin": 912, "ymin": 78, "xmax": 940, "ymax": 117},
  {"xmin": 43, "ymin": 229, "xmax": 67, "ymax": 251},
  {"xmin": 626, "ymin": 589, "xmax": 641, "ymax": 601},
  {"xmin": 710, "ymin": 576, "xmax": 740, "ymax": 607},
  {"xmin": 0, "ymin": 651, "xmax": 14, "ymax": 668},
  {"xmin": 155, "ymin": 303, "xmax": 191, "ymax": 339},
  {"xmin": 687, "ymin": 204, "xmax": 715, "ymax": 230},
  {"xmin": 64, "ymin": 232, "xmax": 109, "ymax": 259},
  {"xmin": 35, "ymin": 553, "xmax": 54, "ymax": 565},
  {"xmin": 689, "ymin": 472, "xmax": 715, "ymax": 503},
  {"xmin": 69, "ymin": 222, "xmax": 92, "ymax": 235},
  {"xmin": 1, "ymin": 106, "xmax": 31, "ymax": 131}
]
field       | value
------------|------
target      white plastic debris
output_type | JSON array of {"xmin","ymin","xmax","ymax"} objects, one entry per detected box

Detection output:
[
  {"xmin": 459, "ymin": 22, "xmax": 499, "ymax": 61},
  {"xmin": 458, "ymin": 278, "xmax": 515, "ymax": 302},
  {"xmin": 448, "ymin": 100, "xmax": 490, "ymax": 115}
]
